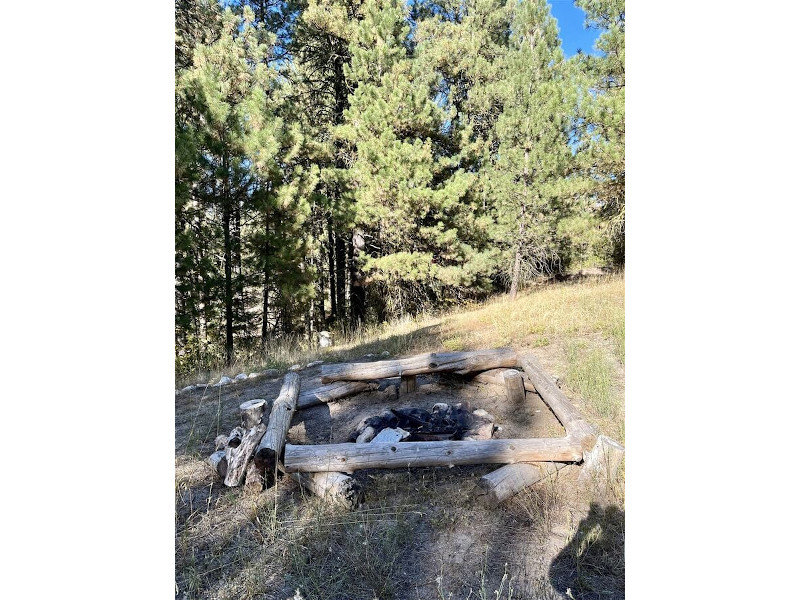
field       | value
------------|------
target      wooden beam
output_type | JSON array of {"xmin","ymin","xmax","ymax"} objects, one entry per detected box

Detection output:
[
  {"xmin": 254, "ymin": 372, "xmax": 301, "ymax": 486},
  {"xmin": 474, "ymin": 462, "xmax": 572, "ymax": 508},
  {"xmin": 400, "ymin": 374, "xmax": 417, "ymax": 394},
  {"xmin": 297, "ymin": 381, "xmax": 378, "ymax": 410},
  {"xmin": 320, "ymin": 348, "xmax": 517, "ymax": 383},
  {"xmin": 518, "ymin": 353, "xmax": 597, "ymax": 452},
  {"xmin": 284, "ymin": 437, "xmax": 583, "ymax": 473}
]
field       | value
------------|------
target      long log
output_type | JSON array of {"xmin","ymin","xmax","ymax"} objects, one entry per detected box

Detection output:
[
  {"xmin": 284, "ymin": 437, "xmax": 583, "ymax": 473},
  {"xmin": 518, "ymin": 353, "xmax": 597, "ymax": 451},
  {"xmin": 320, "ymin": 348, "xmax": 517, "ymax": 383},
  {"xmin": 224, "ymin": 422, "xmax": 267, "ymax": 487},
  {"xmin": 290, "ymin": 472, "xmax": 363, "ymax": 508},
  {"xmin": 474, "ymin": 462, "xmax": 571, "ymax": 508},
  {"xmin": 297, "ymin": 381, "xmax": 377, "ymax": 410},
  {"xmin": 254, "ymin": 372, "xmax": 301, "ymax": 486}
]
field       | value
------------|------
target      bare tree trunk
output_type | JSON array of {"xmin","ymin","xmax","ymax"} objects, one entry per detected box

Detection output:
[
  {"xmin": 222, "ymin": 159, "xmax": 234, "ymax": 365},
  {"xmin": 327, "ymin": 215, "xmax": 337, "ymax": 319}
]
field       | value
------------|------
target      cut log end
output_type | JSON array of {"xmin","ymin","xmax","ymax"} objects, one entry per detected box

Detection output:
[{"xmin": 291, "ymin": 472, "xmax": 364, "ymax": 509}]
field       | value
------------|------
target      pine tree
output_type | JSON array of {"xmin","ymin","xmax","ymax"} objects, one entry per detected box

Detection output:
[
  {"xmin": 573, "ymin": 0, "xmax": 625, "ymax": 265},
  {"xmin": 486, "ymin": 0, "xmax": 575, "ymax": 298},
  {"xmin": 176, "ymin": 5, "xmax": 302, "ymax": 365}
]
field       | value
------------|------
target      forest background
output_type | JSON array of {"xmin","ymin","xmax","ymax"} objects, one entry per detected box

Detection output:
[{"xmin": 175, "ymin": 0, "xmax": 625, "ymax": 376}]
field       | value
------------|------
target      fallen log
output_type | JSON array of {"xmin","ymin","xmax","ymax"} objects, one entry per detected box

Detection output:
[
  {"xmin": 290, "ymin": 472, "xmax": 363, "ymax": 509},
  {"xmin": 577, "ymin": 435, "xmax": 625, "ymax": 494},
  {"xmin": 518, "ymin": 353, "xmax": 598, "ymax": 452},
  {"xmin": 239, "ymin": 399, "xmax": 266, "ymax": 428},
  {"xmin": 244, "ymin": 460, "xmax": 265, "ymax": 493},
  {"xmin": 284, "ymin": 437, "xmax": 583, "ymax": 473},
  {"xmin": 297, "ymin": 381, "xmax": 377, "ymax": 410},
  {"xmin": 224, "ymin": 422, "xmax": 267, "ymax": 487},
  {"xmin": 254, "ymin": 372, "xmax": 301, "ymax": 486},
  {"xmin": 320, "ymin": 348, "xmax": 517, "ymax": 383},
  {"xmin": 208, "ymin": 450, "xmax": 227, "ymax": 479},
  {"xmin": 474, "ymin": 462, "xmax": 571, "ymax": 508}
]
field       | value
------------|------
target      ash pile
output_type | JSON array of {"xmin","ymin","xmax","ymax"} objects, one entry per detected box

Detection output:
[{"xmin": 352, "ymin": 402, "xmax": 497, "ymax": 443}]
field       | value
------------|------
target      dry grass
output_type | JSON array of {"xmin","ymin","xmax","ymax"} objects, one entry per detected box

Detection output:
[{"xmin": 175, "ymin": 274, "xmax": 625, "ymax": 599}]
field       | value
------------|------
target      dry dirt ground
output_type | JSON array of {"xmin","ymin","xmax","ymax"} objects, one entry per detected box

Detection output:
[{"xmin": 175, "ymin": 350, "xmax": 624, "ymax": 600}]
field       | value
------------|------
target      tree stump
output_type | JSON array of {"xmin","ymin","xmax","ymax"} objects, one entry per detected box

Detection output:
[
  {"xmin": 400, "ymin": 374, "xmax": 417, "ymax": 394},
  {"xmin": 239, "ymin": 399, "xmax": 266, "ymax": 428},
  {"xmin": 502, "ymin": 369, "xmax": 525, "ymax": 404}
]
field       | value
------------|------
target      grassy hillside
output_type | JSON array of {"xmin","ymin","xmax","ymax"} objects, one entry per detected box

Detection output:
[{"xmin": 175, "ymin": 274, "xmax": 625, "ymax": 599}]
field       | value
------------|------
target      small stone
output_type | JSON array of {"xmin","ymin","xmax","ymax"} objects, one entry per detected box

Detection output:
[
  {"xmin": 364, "ymin": 353, "xmax": 375, "ymax": 358},
  {"xmin": 263, "ymin": 369, "xmax": 280, "ymax": 377},
  {"xmin": 180, "ymin": 385, "xmax": 194, "ymax": 394},
  {"xmin": 214, "ymin": 376, "xmax": 233, "ymax": 387},
  {"xmin": 247, "ymin": 373, "xmax": 260, "ymax": 379},
  {"xmin": 234, "ymin": 373, "xmax": 248, "ymax": 381},
  {"xmin": 306, "ymin": 360, "xmax": 323, "ymax": 368},
  {"xmin": 288, "ymin": 364, "xmax": 302, "ymax": 372},
  {"xmin": 381, "ymin": 351, "xmax": 390, "ymax": 357}
]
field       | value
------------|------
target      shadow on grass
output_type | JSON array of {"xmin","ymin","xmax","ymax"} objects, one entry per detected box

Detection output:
[{"xmin": 548, "ymin": 503, "xmax": 625, "ymax": 600}]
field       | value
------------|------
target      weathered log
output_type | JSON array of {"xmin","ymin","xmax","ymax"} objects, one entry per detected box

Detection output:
[
  {"xmin": 297, "ymin": 381, "xmax": 377, "ymax": 410},
  {"xmin": 290, "ymin": 472, "xmax": 363, "ymax": 509},
  {"xmin": 244, "ymin": 460, "xmax": 265, "ymax": 493},
  {"xmin": 239, "ymin": 399, "xmax": 266, "ymax": 428},
  {"xmin": 254, "ymin": 372, "xmax": 301, "ymax": 486},
  {"xmin": 284, "ymin": 437, "xmax": 583, "ymax": 473},
  {"xmin": 474, "ymin": 462, "xmax": 571, "ymax": 508},
  {"xmin": 502, "ymin": 369, "xmax": 525, "ymax": 404},
  {"xmin": 208, "ymin": 450, "xmax": 227, "ymax": 479},
  {"xmin": 224, "ymin": 422, "xmax": 267, "ymax": 487},
  {"xmin": 225, "ymin": 426, "xmax": 246, "ymax": 449},
  {"xmin": 468, "ymin": 369, "xmax": 537, "ymax": 393},
  {"xmin": 371, "ymin": 427, "xmax": 410, "ymax": 443},
  {"xmin": 518, "ymin": 353, "xmax": 598, "ymax": 451},
  {"xmin": 400, "ymin": 374, "xmax": 417, "ymax": 394},
  {"xmin": 577, "ymin": 435, "xmax": 625, "ymax": 493},
  {"xmin": 320, "ymin": 348, "xmax": 517, "ymax": 383}
]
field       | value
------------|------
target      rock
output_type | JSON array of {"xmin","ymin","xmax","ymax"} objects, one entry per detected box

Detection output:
[
  {"xmin": 247, "ymin": 372, "xmax": 260, "ymax": 379},
  {"xmin": 234, "ymin": 373, "xmax": 248, "ymax": 381},
  {"xmin": 381, "ymin": 351, "xmax": 390, "ymax": 357},
  {"xmin": 372, "ymin": 427, "xmax": 410, "ymax": 443},
  {"xmin": 180, "ymin": 385, "xmax": 194, "ymax": 394},
  {"xmin": 381, "ymin": 384, "xmax": 398, "ymax": 401},
  {"xmin": 214, "ymin": 376, "xmax": 233, "ymax": 387},
  {"xmin": 306, "ymin": 360, "xmax": 323, "ymax": 368},
  {"xmin": 263, "ymin": 369, "xmax": 280, "ymax": 377},
  {"xmin": 288, "ymin": 364, "xmax": 302, "ymax": 372},
  {"xmin": 319, "ymin": 331, "xmax": 332, "ymax": 348},
  {"xmin": 364, "ymin": 353, "xmax": 375, "ymax": 358}
]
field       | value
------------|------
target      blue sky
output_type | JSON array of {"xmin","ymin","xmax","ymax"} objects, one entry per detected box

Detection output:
[{"xmin": 548, "ymin": 0, "xmax": 601, "ymax": 57}]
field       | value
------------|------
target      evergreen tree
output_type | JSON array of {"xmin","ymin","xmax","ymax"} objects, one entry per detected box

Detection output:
[
  {"xmin": 573, "ymin": 0, "xmax": 625, "ymax": 265},
  {"xmin": 486, "ymin": 0, "xmax": 575, "ymax": 298}
]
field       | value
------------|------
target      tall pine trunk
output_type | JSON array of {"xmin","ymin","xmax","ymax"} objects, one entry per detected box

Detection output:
[
  {"xmin": 510, "ymin": 149, "xmax": 530, "ymax": 301},
  {"xmin": 335, "ymin": 228, "xmax": 347, "ymax": 326},
  {"xmin": 327, "ymin": 215, "xmax": 337, "ymax": 320},
  {"xmin": 223, "ymin": 198, "xmax": 234, "ymax": 365},
  {"xmin": 349, "ymin": 231, "xmax": 366, "ymax": 326}
]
